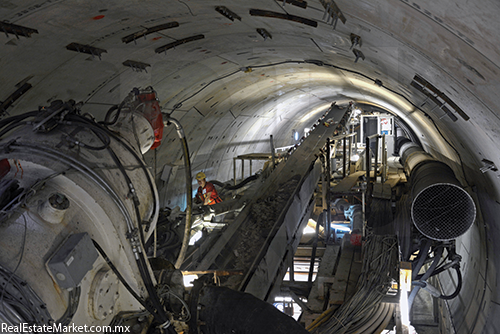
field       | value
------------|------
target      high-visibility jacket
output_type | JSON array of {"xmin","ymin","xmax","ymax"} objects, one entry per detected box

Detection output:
[{"xmin": 196, "ymin": 182, "xmax": 222, "ymax": 205}]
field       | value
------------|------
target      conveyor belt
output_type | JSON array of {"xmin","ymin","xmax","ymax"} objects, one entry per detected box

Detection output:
[{"xmin": 193, "ymin": 104, "xmax": 351, "ymax": 299}]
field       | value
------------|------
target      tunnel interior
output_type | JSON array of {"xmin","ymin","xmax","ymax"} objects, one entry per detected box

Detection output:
[{"xmin": 1, "ymin": 0, "xmax": 500, "ymax": 333}]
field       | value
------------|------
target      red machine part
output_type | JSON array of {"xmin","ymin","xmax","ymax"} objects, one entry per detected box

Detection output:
[
  {"xmin": 0, "ymin": 159, "xmax": 10, "ymax": 179},
  {"xmin": 137, "ymin": 91, "xmax": 164, "ymax": 149},
  {"xmin": 350, "ymin": 232, "xmax": 362, "ymax": 246}
]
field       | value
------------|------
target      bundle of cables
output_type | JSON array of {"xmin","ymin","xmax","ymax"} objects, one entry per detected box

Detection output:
[
  {"xmin": 309, "ymin": 235, "xmax": 398, "ymax": 334},
  {"xmin": 0, "ymin": 264, "xmax": 54, "ymax": 326}
]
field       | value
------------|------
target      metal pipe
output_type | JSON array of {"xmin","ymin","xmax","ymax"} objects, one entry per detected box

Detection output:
[
  {"xmin": 348, "ymin": 136, "xmax": 352, "ymax": 175},
  {"xmin": 270, "ymin": 134, "xmax": 276, "ymax": 170},
  {"xmin": 365, "ymin": 136, "xmax": 371, "ymax": 186},
  {"xmin": 381, "ymin": 134, "xmax": 386, "ymax": 183},
  {"xmin": 308, "ymin": 210, "xmax": 322, "ymax": 284},
  {"xmin": 164, "ymin": 116, "xmax": 193, "ymax": 269},
  {"xmin": 326, "ymin": 137, "xmax": 331, "ymax": 243},
  {"xmin": 398, "ymin": 140, "xmax": 476, "ymax": 241},
  {"xmin": 343, "ymin": 137, "xmax": 347, "ymax": 178},
  {"xmin": 374, "ymin": 135, "xmax": 379, "ymax": 178},
  {"xmin": 241, "ymin": 158, "xmax": 244, "ymax": 180},
  {"xmin": 233, "ymin": 157, "xmax": 237, "ymax": 186},
  {"xmin": 344, "ymin": 204, "xmax": 363, "ymax": 232}
]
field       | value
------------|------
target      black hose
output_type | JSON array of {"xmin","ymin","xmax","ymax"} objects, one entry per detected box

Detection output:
[
  {"xmin": 55, "ymin": 287, "xmax": 80, "ymax": 326},
  {"xmin": 163, "ymin": 116, "xmax": 192, "ymax": 270},
  {"xmin": 5, "ymin": 141, "xmax": 173, "ymax": 331},
  {"xmin": 0, "ymin": 111, "xmax": 38, "ymax": 129},
  {"xmin": 92, "ymin": 240, "xmax": 148, "ymax": 309},
  {"xmin": 100, "ymin": 105, "xmax": 121, "ymax": 126},
  {"xmin": 61, "ymin": 124, "xmax": 111, "ymax": 151},
  {"xmin": 439, "ymin": 266, "xmax": 462, "ymax": 300},
  {"xmin": 210, "ymin": 180, "xmax": 228, "ymax": 188},
  {"xmin": 0, "ymin": 121, "xmax": 29, "ymax": 138},
  {"xmin": 174, "ymin": 135, "xmax": 192, "ymax": 269},
  {"xmin": 78, "ymin": 115, "xmax": 158, "ymax": 220},
  {"xmin": 224, "ymin": 174, "xmax": 259, "ymax": 190},
  {"xmin": 95, "ymin": 240, "xmax": 174, "ymax": 331},
  {"xmin": 62, "ymin": 116, "xmax": 169, "ymax": 329},
  {"xmin": 91, "ymin": 124, "xmax": 174, "ymax": 329},
  {"xmin": 409, "ymin": 246, "xmax": 444, "ymax": 309},
  {"xmin": 412, "ymin": 239, "xmax": 432, "ymax": 280}
]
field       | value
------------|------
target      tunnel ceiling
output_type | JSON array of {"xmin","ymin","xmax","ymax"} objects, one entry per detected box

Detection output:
[{"xmin": 1, "ymin": 0, "xmax": 500, "ymax": 196}]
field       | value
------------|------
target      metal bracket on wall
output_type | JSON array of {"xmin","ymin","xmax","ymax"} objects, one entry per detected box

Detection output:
[
  {"xmin": 352, "ymin": 49, "xmax": 365, "ymax": 63},
  {"xmin": 480, "ymin": 159, "xmax": 498, "ymax": 173},
  {"xmin": 215, "ymin": 6, "xmax": 241, "ymax": 21},
  {"xmin": 0, "ymin": 21, "xmax": 38, "ymax": 38},
  {"xmin": 122, "ymin": 60, "xmax": 151, "ymax": 73},
  {"xmin": 319, "ymin": 0, "xmax": 346, "ymax": 29},
  {"xmin": 350, "ymin": 33, "xmax": 362, "ymax": 49},
  {"xmin": 155, "ymin": 35, "xmax": 205, "ymax": 54},
  {"xmin": 121, "ymin": 22, "xmax": 179, "ymax": 44},
  {"xmin": 411, "ymin": 74, "xmax": 469, "ymax": 121},
  {"xmin": 0, "ymin": 82, "xmax": 32, "ymax": 117},
  {"xmin": 66, "ymin": 42, "xmax": 107, "ymax": 60}
]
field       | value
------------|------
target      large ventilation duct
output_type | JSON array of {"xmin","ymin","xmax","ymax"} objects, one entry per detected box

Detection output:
[{"xmin": 399, "ymin": 140, "xmax": 476, "ymax": 241}]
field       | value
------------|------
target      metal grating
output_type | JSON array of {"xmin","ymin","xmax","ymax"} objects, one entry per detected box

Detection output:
[{"xmin": 412, "ymin": 183, "xmax": 476, "ymax": 241}]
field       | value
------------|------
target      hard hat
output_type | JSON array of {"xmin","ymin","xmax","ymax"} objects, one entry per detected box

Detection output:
[{"xmin": 196, "ymin": 172, "xmax": 206, "ymax": 180}]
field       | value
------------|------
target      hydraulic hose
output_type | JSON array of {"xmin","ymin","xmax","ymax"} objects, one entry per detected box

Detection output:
[
  {"xmin": 412, "ymin": 239, "xmax": 432, "ymax": 280},
  {"xmin": 409, "ymin": 246, "xmax": 444, "ymax": 309},
  {"xmin": 411, "ymin": 265, "xmax": 462, "ymax": 301},
  {"xmin": 163, "ymin": 116, "xmax": 192, "ymax": 269},
  {"xmin": 92, "ymin": 240, "xmax": 148, "ymax": 308},
  {"xmin": 6, "ymin": 143, "xmax": 175, "ymax": 331},
  {"xmin": 439, "ymin": 266, "xmax": 462, "ymax": 300},
  {"xmin": 224, "ymin": 174, "xmax": 259, "ymax": 190}
]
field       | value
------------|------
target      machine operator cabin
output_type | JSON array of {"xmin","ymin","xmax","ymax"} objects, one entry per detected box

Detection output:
[{"xmin": 0, "ymin": 1, "xmax": 498, "ymax": 334}]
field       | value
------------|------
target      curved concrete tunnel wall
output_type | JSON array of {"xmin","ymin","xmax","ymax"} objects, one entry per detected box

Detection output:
[
  {"xmin": 153, "ymin": 59, "xmax": 493, "ymax": 333},
  {"xmin": 1, "ymin": 0, "xmax": 500, "ymax": 332}
]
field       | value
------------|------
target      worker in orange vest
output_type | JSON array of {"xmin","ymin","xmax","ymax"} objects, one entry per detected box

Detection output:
[{"xmin": 194, "ymin": 172, "xmax": 222, "ymax": 205}]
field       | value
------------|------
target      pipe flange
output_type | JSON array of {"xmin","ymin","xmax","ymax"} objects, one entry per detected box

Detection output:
[{"xmin": 89, "ymin": 269, "xmax": 120, "ymax": 320}]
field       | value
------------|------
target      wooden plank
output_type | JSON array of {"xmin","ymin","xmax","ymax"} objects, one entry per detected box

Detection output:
[
  {"xmin": 384, "ymin": 170, "xmax": 407, "ymax": 188},
  {"xmin": 344, "ymin": 247, "xmax": 362, "ymax": 301},
  {"xmin": 329, "ymin": 245, "xmax": 355, "ymax": 305},
  {"xmin": 331, "ymin": 171, "xmax": 365, "ymax": 193},
  {"xmin": 295, "ymin": 246, "xmax": 326, "ymax": 257},
  {"xmin": 305, "ymin": 245, "xmax": 341, "ymax": 312},
  {"xmin": 317, "ymin": 245, "xmax": 341, "ymax": 298}
]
